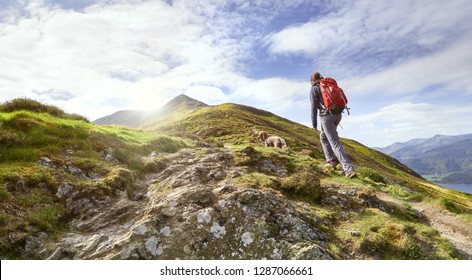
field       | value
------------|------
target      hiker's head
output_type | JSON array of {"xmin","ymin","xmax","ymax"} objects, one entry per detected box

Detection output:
[{"xmin": 310, "ymin": 72, "xmax": 323, "ymax": 85}]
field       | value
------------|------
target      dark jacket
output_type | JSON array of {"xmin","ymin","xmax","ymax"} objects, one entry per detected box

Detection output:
[{"xmin": 310, "ymin": 82, "xmax": 328, "ymax": 128}]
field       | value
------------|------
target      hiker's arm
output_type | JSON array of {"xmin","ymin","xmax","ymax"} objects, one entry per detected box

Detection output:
[{"xmin": 310, "ymin": 87, "xmax": 318, "ymax": 129}]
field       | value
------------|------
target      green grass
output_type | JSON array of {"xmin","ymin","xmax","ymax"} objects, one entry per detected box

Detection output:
[
  {"xmin": 337, "ymin": 208, "xmax": 454, "ymax": 259},
  {"xmin": 29, "ymin": 206, "xmax": 66, "ymax": 232},
  {"xmin": 0, "ymin": 185, "xmax": 11, "ymax": 201},
  {"xmin": 280, "ymin": 165, "xmax": 321, "ymax": 202},
  {"xmin": 236, "ymin": 172, "xmax": 277, "ymax": 190},
  {"xmin": 0, "ymin": 97, "xmax": 88, "ymax": 121}
]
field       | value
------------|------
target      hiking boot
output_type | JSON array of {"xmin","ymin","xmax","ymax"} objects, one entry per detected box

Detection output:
[
  {"xmin": 346, "ymin": 171, "xmax": 357, "ymax": 179},
  {"xmin": 326, "ymin": 161, "xmax": 337, "ymax": 170}
]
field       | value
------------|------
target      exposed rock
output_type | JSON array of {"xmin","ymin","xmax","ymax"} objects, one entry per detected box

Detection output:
[
  {"xmin": 4, "ymin": 176, "xmax": 27, "ymax": 193},
  {"xmin": 320, "ymin": 184, "xmax": 393, "ymax": 213},
  {"xmin": 56, "ymin": 183, "xmax": 74, "ymax": 198},
  {"xmin": 38, "ymin": 156, "xmax": 55, "ymax": 168},
  {"xmin": 24, "ymin": 232, "xmax": 48, "ymax": 258},
  {"xmin": 99, "ymin": 148, "xmax": 115, "ymax": 161},
  {"xmin": 63, "ymin": 165, "xmax": 87, "ymax": 178},
  {"xmin": 132, "ymin": 193, "xmax": 145, "ymax": 201},
  {"xmin": 45, "ymin": 147, "xmax": 331, "ymax": 260}
]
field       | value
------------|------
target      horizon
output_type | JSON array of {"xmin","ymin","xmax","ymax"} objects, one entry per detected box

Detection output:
[{"xmin": 1, "ymin": 0, "xmax": 471, "ymax": 147}]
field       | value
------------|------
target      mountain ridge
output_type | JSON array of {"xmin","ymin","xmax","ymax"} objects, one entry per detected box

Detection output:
[
  {"xmin": 375, "ymin": 133, "xmax": 472, "ymax": 156},
  {"xmin": 375, "ymin": 134, "xmax": 472, "ymax": 183}
]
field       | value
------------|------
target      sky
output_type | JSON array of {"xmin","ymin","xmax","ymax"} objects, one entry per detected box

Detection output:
[{"xmin": 1, "ymin": 0, "xmax": 471, "ymax": 147}]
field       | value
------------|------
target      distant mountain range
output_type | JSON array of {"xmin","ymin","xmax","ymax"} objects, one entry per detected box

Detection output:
[{"xmin": 375, "ymin": 134, "xmax": 472, "ymax": 184}]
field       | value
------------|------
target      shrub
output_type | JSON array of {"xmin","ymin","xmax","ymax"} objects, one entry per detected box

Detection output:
[
  {"xmin": 358, "ymin": 167, "xmax": 386, "ymax": 184},
  {"xmin": 441, "ymin": 198, "xmax": 463, "ymax": 214},
  {"xmin": 280, "ymin": 166, "xmax": 320, "ymax": 202},
  {"xmin": 0, "ymin": 129, "xmax": 25, "ymax": 147},
  {"xmin": 139, "ymin": 157, "xmax": 167, "ymax": 173},
  {"xmin": 0, "ymin": 185, "xmax": 11, "ymax": 201},
  {"xmin": 403, "ymin": 237, "xmax": 424, "ymax": 260},
  {"xmin": 0, "ymin": 98, "xmax": 89, "ymax": 122},
  {"xmin": 0, "ymin": 213, "xmax": 12, "ymax": 227},
  {"xmin": 30, "ymin": 206, "xmax": 65, "ymax": 232},
  {"xmin": 101, "ymin": 167, "xmax": 135, "ymax": 195}
]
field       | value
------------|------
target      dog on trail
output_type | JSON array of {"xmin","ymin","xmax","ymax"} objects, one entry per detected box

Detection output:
[
  {"xmin": 258, "ymin": 131, "xmax": 269, "ymax": 142},
  {"xmin": 258, "ymin": 131, "xmax": 287, "ymax": 148}
]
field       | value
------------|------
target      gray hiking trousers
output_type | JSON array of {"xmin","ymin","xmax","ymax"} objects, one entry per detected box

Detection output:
[{"xmin": 320, "ymin": 113, "xmax": 354, "ymax": 174}]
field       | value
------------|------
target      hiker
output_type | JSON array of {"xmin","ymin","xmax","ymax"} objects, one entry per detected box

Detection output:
[{"xmin": 310, "ymin": 71, "xmax": 356, "ymax": 178}]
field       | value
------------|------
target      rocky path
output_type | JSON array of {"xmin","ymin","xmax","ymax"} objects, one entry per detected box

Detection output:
[
  {"xmin": 45, "ymin": 147, "xmax": 332, "ymax": 260},
  {"xmin": 376, "ymin": 191, "xmax": 472, "ymax": 259},
  {"xmin": 41, "ymin": 145, "xmax": 472, "ymax": 260}
]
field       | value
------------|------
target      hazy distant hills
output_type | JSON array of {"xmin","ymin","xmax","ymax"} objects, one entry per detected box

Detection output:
[
  {"xmin": 93, "ymin": 110, "xmax": 150, "ymax": 127},
  {"xmin": 93, "ymin": 94, "xmax": 208, "ymax": 127},
  {"xmin": 375, "ymin": 134, "xmax": 472, "ymax": 183}
]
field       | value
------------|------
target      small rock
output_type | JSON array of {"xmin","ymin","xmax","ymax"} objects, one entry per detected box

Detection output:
[
  {"xmin": 24, "ymin": 236, "xmax": 44, "ymax": 257},
  {"xmin": 149, "ymin": 151, "xmax": 158, "ymax": 158},
  {"xmin": 210, "ymin": 222, "xmax": 226, "ymax": 238},
  {"xmin": 241, "ymin": 232, "xmax": 254, "ymax": 247},
  {"xmin": 56, "ymin": 184, "xmax": 74, "ymax": 198},
  {"xmin": 145, "ymin": 236, "xmax": 161, "ymax": 256},
  {"xmin": 197, "ymin": 209, "xmax": 212, "ymax": 223},
  {"xmin": 348, "ymin": 230, "xmax": 361, "ymax": 237},
  {"xmin": 133, "ymin": 224, "xmax": 148, "ymax": 235},
  {"xmin": 133, "ymin": 193, "xmax": 145, "ymax": 201},
  {"xmin": 160, "ymin": 226, "xmax": 171, "ymax": 237}
]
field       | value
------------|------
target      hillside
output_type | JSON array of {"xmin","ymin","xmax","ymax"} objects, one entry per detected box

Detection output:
[
  {"xmin": 376, "ymin": 134, "xmax": 472, "ymax": 183},
  {"xmin": 1, "ymin": 97, "xmax": 472, "ymax": 260}
]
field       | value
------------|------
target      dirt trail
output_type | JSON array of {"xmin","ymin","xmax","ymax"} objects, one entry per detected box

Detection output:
[{"xmin": 376, "ymin": 192, "xmax": 472, "ymax": 259}]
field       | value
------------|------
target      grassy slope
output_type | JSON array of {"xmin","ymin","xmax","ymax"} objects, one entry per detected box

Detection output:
[
  {"xmin": 0, "ymin": 109, "xmax": 187, "ymax": 258},
  {"xmin": 145, "ymin": 102, "xmax": 472, "ymax": 259},
  {"xmin": 1, "ymin": 100, "xmax": 471, "ymax": 259}
]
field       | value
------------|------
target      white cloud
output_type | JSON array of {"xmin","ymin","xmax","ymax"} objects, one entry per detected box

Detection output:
[
  {"xmin": 342, "ymin": 102, "xmax": 472, "ymax": 147},
  {"xmin": 267, "ymin": 0, "xmax": 472, "ymax": 76},
  {"xmin": 342, "ymin": 38, "xmax": 472, "ymax": 97},
  {"xmin": 230, "ymin": 77, "xmax": 307, "ymax": 114},
  {"xmin": 0, "ymin": 0, "xmax": 251, "ymax": 119},
  {"xmin": 34, "ymin": 88, "xmax": 75, "ymax": 100}
]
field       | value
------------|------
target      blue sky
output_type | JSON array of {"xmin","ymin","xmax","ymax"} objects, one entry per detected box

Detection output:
[{"xmin": 1, "ymin": 0, "xmax": 471, "ymax": 147}]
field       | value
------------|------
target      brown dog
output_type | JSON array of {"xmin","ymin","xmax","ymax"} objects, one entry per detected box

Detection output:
[
  {"xmin": 265, "ymin": 136, "xmax": 287, "ymax": 148},
  {"xmin": 258, "ymin": 131, "xmax": 287, "ymax": 148},
  {"xmin": 258, "ymin": 131, "xmax": 269, "ymax": 142}
]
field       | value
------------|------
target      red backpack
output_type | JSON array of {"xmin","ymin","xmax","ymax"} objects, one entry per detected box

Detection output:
[{"xmin": 319, "ymin": 77, "xmax": 349, "ymax": 114}]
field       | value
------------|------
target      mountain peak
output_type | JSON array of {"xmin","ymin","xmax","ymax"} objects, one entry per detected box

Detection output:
[
  {"xmin": 162, "ymin": 94, "xmax": 207, "ymax": 112},
  {"xmin": 93, "ymin": 94, "xmax": 207, "ymax": 127}
]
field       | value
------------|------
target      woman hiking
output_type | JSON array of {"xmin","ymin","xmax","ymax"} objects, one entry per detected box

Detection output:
[{"xmin": 310, "ymin": 71, "xmax": 356, "ymax": 179}]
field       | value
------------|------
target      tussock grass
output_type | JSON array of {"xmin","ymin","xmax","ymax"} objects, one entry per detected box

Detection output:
[
  {"xmin": 280, "ymin": 166, "xmax": 321, "ymax": 202},
  {"xmin": 338, "ymin": 208, "xmax": 454, "ymax": 259}
]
